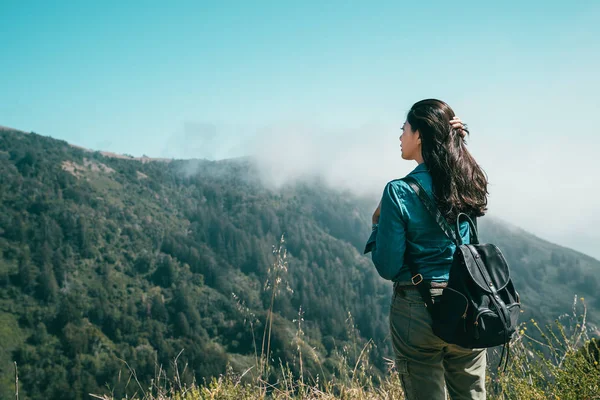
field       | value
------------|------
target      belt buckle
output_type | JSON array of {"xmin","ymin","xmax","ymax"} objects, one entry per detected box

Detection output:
[{"xmin": 411, "ymin": 274, "xmax": 424, "ymax": 285}]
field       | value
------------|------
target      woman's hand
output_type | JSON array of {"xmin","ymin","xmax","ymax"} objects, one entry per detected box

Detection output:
[
  {"xmin": 450, "ymin": 117, "xmax": 467, "ymax": 138},
  {"xmin": 372, "ymin": 200, "xmax": 382, "ymax": 224}
]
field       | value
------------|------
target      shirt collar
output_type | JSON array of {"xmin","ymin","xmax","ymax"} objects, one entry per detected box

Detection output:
[{"xmin": 409, "ymin": 163, "xmax": 428, "ymax": 175}]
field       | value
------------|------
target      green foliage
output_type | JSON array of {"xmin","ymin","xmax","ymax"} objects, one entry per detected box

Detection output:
[
  {"xmin": 489, "ymin": 298, "xmax": 600, "ymax": 399},
  {"xmin": 89, "ymin": 305, "xmax": 600, "ymax": 399},
  {"xmin": 0, "ymin": 129, "xmax": 598, "ymax": 400},
  {"xmin": 0, "ymin": 130, "xmax": 389, "ymax": 399}
]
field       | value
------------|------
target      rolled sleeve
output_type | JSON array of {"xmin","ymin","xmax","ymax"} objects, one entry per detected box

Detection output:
[
  {"xmin": 366, "ymin": 181, "xmax": 407, "ymax": 280},
  {"xmin": 364, "ymin": 229, "xmax": 377, "ymax": 254}
]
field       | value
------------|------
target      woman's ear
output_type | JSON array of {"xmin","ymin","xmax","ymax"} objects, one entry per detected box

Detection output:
[{"xmin": 416, "ymin": 130, "xmax": 422, "ymax": 145}]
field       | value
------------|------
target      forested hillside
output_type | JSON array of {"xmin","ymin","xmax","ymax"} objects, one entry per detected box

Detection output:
[{"xmin": 0, "ymin": 128, "xmax": 598, "ymax": 400}]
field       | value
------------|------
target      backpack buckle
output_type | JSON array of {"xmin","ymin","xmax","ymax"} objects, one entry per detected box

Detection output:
[{"xmin": 411, "ymin": 274, "xmax": 424, "ymax": 285}]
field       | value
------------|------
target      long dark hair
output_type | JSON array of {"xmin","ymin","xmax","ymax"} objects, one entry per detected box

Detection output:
[{"xmin": 406, "ymin": 99, "xmax": 488, "ymax": 221}]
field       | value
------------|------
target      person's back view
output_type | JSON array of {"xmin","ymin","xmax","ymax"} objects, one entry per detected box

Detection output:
[{"xmin": 365, "ymin": 99, "xmax": 489, "ymax": 400}]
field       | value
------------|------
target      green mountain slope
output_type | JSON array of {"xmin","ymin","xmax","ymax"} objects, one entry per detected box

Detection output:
[{"xmin": 0, "ymin": 129, "xmax": 597, "ymax": 400}]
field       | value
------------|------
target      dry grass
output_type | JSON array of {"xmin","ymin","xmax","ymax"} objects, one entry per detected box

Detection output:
[{"xmin": 82, "ymin": 239, "xmax": 597, "ymax": 400}]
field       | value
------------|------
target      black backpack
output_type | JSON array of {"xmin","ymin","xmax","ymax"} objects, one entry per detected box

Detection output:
[{"xmin": 403, "ymin": 177, "xmax": 521, "ymax": 369}]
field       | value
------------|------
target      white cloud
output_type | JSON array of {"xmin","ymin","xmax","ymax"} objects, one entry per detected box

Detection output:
[
  {"xmin": 246, "ymin": 118, "xmax": 600, "ymax": 260},
  {"xmin": 165, "ymin": 109, "xmax": 600, "ymax": 260},
  {"xmin": 248, "ymin": 121, "xmax": 409, "ymax": 195}
]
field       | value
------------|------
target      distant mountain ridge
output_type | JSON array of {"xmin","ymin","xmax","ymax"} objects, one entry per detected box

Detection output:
[{"xmin": 0, "ymin": 127, "xmax": 598, "ymax": 400}]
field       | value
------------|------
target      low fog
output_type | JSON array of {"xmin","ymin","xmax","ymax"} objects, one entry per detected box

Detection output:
[{"xmin": 162, "ymin": 111, "xmax": 600, "ymax": 261}]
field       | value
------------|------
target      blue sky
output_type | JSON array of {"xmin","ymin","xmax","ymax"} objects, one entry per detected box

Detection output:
[{"xmin": 1, "ymin": 0, "xmax": 599, "ymax": 257}]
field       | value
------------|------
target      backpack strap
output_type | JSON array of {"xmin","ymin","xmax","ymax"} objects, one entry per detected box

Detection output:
[
  {"xmin": 401, "ymin": 177, "xmax": 454, "ymax": 310},
  {"xmin": 455, "ymin": 213, "xmax": 480, "ymax": 245},
  {"xmin": 401, "ymin": 176, "xmax": 476, "ymax": 311},
  {"xmin": 402, "ymin": 177, "xmax": 460, "ymax": 246}
]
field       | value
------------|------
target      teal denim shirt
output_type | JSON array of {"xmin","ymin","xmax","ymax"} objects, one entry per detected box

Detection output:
[{"xmin": 364, "ymin": 163, "xmax": 470, "ymax": 282}]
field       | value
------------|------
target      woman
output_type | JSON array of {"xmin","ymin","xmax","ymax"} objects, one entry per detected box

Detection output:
[{"xmin": 364, "ymin": 99, "xmax": 489, "ymax": 400}]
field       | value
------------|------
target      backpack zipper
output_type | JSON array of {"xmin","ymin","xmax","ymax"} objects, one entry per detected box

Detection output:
[
  {"xmin": 441, "ymin": 286, "xmax": 469, "ymax": 331},
  {"xmin": 442, "ymin": 287, "xmax": 469, "ymax": 318},
  {"xmin": 473, "ymin": 304, "xmax": 521, "ymax": 340}
]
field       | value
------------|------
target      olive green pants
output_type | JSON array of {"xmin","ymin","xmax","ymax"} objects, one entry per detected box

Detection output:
[{"xmin": 390, "ymin": 287, "xmax": 487, "ymax": 400}]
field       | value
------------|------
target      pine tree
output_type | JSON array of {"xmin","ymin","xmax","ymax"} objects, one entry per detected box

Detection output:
[
  {"xmin": 37, "ymin": 263, "xmax": 58, "ymax": 302},
  {"xmin": 18, "ymin": 247, "xmax": 36, "ymax": 294},
  {"xmin": 175, "ymin": 312, "xmax": 190, "ymax": 337}
]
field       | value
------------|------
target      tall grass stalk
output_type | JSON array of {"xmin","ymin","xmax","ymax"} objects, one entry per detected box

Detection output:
[{"xmin": 90, "ymin": 239, "xmax": 598, "ymax": 399}]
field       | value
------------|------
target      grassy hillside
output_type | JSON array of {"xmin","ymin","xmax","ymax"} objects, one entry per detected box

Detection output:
[{"xmin": 0, "ymin": 128, "xmax": 598, "ymax": 400}]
